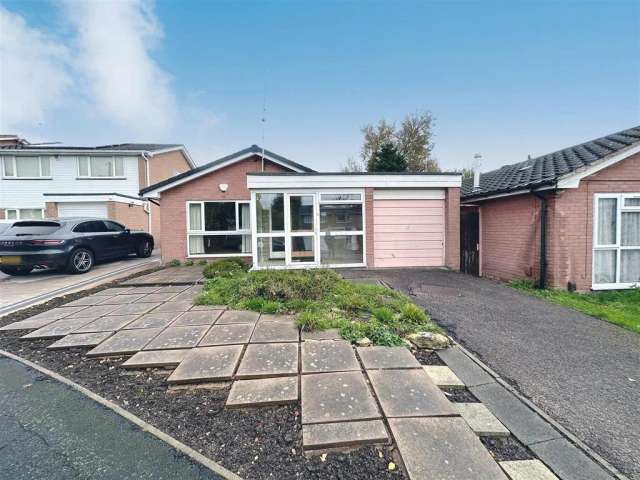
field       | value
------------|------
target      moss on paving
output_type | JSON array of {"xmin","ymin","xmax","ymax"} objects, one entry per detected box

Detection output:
[
  {"xmin": 196, "ymin": 267, "xmax": 441, "ymax": 346},
  {"xmin": 511, "ymin": 280, "xmax": 640, "ymax": 334}
]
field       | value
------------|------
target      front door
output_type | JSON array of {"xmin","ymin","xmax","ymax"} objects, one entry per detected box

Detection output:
[
  {"xmin": 286, "ymin": 194, "xmax": 316, "ymax": 264},
  {"xmin": 460, "ymin": 208, "xmax": 480, "ymax": 276}
]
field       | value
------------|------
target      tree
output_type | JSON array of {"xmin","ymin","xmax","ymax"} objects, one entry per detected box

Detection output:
[
  {"xmin": 367, "ymin": 142, "xmax": 407, "ymax": 172},
  {"xmin": 341, "ymin": 156, "xmax": 364, "ymax": 172},
  {"xmin": 459, "ymin": 167, "xmax": 475, "ymax": 182},
  {"xmin": 360, "ymin": 120, "xmax": 394, "ymax": 169}
]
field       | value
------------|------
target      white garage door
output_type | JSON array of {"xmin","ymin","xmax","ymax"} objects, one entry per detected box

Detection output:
[
  {"xmin": 373, "ymin": 190, "xmax": 445, "ymax": 268},
  {"xmin": 57, "ymin": 202, "xmax": 108, "ymax": 218}
]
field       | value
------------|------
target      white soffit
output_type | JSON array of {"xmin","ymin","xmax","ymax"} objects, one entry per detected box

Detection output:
[{"xmin": 247, "ymin": 174, "xmax": 461, "ymax": 190}]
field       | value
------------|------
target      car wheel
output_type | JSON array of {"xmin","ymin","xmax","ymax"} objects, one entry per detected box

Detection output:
[
  {"xmin": 0, "ymin": 266, "xmax": 34, "ymax": 276},
  {"xmin": 136, "ymin": 239, "xmax": 153, "ymax": 258},
  {"xmin": 67, "ymin": 248, "xmax": 94, "ymax": 274}
]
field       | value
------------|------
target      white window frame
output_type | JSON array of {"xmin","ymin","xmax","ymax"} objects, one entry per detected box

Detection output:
[
  {"xmin": 250, "ymin": 189, "xmax": 366, "ymax": 270},
  {"xmin": 4, "ymin": 208, "xmax": 45, "ymax": 220},
  {"xmin": 76, "ymin": 156, "xmax": 125, "ymax": 179},
  {"xmin": 592, "ymin": 193, "xmax": 640, "ymax": 290},
  {"xmin": 2, "ymin": 156, "xmax": 52, "ymax": 179},
  {"xmin": 185, "ymin": 200, "xmax": 252, "ymax": 258}
]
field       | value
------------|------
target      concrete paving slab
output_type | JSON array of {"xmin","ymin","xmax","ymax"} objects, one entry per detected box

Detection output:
[
  {"xmin": 47, "ymin": 332, "xmax": 113, "ymax": 350},
  {"xmin": 368, "ymin": 369, "xmax": 457, "ymax": 418},
  {"xmin": 301, "ymin": 340, "xmax": 360, "ymax": 373},
  {"xmin": 172, "ymin": 310, "xmax": 223, "ymax": 327},
  {"xmin": 422, "ymin": 365, "xmax": 466, "ymax": 389},
  {"xmin": 167, "ymin": 345, "xmax": 243, "ymax": 384},
  {"xmin": 301, "ymin": 371, "xmax": 381, "ymax": 424},
  {"xmin": 124, "ymin": 286, "xmax": 161, "ymax": 294},
  {"xmin": 123, "ymin": 312, "xmax": 180, "ymax": 330},
  {"xmin": 73, "ymin": 315, "xmax": 140, "ymax": 333},
  {"xmin": 190, "ymin": 304, "xmax": 226, "ymax": 311},
  {"xmin": 389, "ymin": 417, "xmax": 508, "ymax": 480},
  {"xmin": 156, "ymin": 285, "xmax": 192, "ymax": 293},
  {"xmin": 437, "ymin": 346, "xmax": 495, "ymax": 387},
  {"xmin": 199, "ymin": 323, "xmax": 254, "ymax": 346},
  {"xmin": 21, "ymin": 317, "xmax": 96, "ymax": 339},
  {"xmin": 93, "ymin": 287, "xmax": 133, "ymax": 296},
  {"xmin": 107, "ymin": 302, "xmax": 162, "ymax": 316},
  {"xmin": 455, "ymin": 403, "xmax": 510, "ymax": 437},
  {"xmin": 153, "ymin": 300, "xmax": 193, "ymax": 313},
  {"xmin": 250, "ymin": 321, "xmax": 299, "ymax": 343},
  {"xmin": 226, "ymin": 376, "xmax": 299, "ymax": 407},
  {"xmin": 98, "ymin": 294, "xmax": 146, "ymax": 305},
  {"xmin": 63, "ymin": 295, "xmax": 113, "ymax": 307},
  {"xmin": 0, "ymin": 307, "xmax": 87, "ymax": 331},
  {"xmin": 235, "ymin": 343, "xmax": 299, "ymax": 379},
  {"xmin": 258, "ymin": 314, "xmax": 297, "ymax": 324},
  {"xmin": 357, "ymin": 346, "xmax": 421, "ymax": 369},
  {"xmin": 86, "ymin": 328, "xmax": 163, "ymax": 356},
  {"xmin": 67, "ymin": 304, "xmax": 120, "ymax": 318},
  {"xmin": 499, "ymin": 460, "xmax": 559, "ymax": 480},
  {"xmin": 301, "ymin": 328, "xmax": 342, "ymax": 341},
  {"xmin": 216, "ymin": 310, "xmax": 259, "ymax": 325},
  {"xmin": 470, "ymin": 383, "xmax": 561, "ymax": 446},
  {"xmin": 302, "ymin": 420, "xmax": 389, "ymax": 450},
  {"xmin": 529, "ymin": 439, "xmax": 613, "ymax": 480},
  {"xmin": 136, "ymin": 292, "xmax": 179, "ymax": 303},
  {"xmin": 143, "ymin": 325, "xmax": 210, "ymax": 350},
  {"xmin": 122, "ymin": 349, "xmax": 189, "ymax": 369}
]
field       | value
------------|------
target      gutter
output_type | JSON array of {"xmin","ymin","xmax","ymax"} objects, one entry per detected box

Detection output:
[{"xmin": 530, "ymin": 185, "xmax": 557, "ymax": 289}]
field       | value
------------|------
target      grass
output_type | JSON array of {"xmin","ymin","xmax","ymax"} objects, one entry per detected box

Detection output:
[
  {"xmin": 196, "ymin": 268, "xmax": 442, "ymax": 346},
  {"xmin": 510, "ymin": 279, "xmax": 640, "ymax": 334}
]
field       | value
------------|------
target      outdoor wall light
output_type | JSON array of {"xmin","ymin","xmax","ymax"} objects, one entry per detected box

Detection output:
[{"xmin": 219, "ymin": 183, "xmax": 228, "ymax": 192}]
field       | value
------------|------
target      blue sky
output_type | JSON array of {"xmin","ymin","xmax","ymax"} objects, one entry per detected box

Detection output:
[{"xmin": 1, "ymin": 1, "xmax": 639, "ymax": 172}]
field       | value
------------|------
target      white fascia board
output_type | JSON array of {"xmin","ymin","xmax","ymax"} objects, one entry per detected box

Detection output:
[
  {"xmin": 149, "ymin": 146, "xmax": 196, "ymax": 169},
  {"xmin": 44, "ymin": 194, "xmax": 145, "ymax": 206},
  {"xmin": 373, "ymin": 189, "xmax": 445, "ymax": 200},
  {"xmin": 246, "ymin": 174, "xmax": 461, "ymax": 190}
]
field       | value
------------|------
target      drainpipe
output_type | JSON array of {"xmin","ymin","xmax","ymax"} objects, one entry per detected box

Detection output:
[
  {"xmin": 142, "ymin": 152, "xmax": 152, "ymax": 235},
  {"xmin": 531, "ymin": 189, "xmax": 547, "ymax": 289}
]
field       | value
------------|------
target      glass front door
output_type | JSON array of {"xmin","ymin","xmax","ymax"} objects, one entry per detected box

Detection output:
[{"xmin": 287, "ymin": 194, "xmax": 316, "ymax": 264}]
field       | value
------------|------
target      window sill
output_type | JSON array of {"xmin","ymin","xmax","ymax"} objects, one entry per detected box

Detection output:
[
  {"xmin": 76, "ymin": 177, "xmax": 127, "ymax": 180},
  {"xmin": 592, "ymin": 283, "xmax": 639, "ymax": 290},
  {"xmin": 187, "ymin": 253, "xmax": 252, "ymax": 258},
  {"xmin": 2, "ymin": 177, "xmax": 53, "ymax": 180}
]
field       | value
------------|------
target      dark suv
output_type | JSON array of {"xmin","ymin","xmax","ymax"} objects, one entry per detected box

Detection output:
[{"xmin": 0, "ymin": 218, "xmax": 154, "ymax": 275}]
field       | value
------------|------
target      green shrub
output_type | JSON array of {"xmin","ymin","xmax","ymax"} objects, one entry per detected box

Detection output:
[
  {"xmin": 400, "ymin": 303, "xmax": 428, "ymax": 323},
  {"xmin": 202, "ymin": 257, "xmax": 249, "ymax": 278},
  {"xmin": 184, "ymin": 259, "xmax": 194, "ymax": 266},
  {"xmin": 167, "ymin": 259, "xmax": 181, "ymax": 267}
]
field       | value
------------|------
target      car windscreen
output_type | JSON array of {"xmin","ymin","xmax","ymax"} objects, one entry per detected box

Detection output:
[{"xmin": 4, "ymin": 221, "xmax": 62, "ymax": 236}]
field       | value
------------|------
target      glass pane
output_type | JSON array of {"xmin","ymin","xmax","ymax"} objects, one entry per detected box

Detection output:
[
  {"xmin": 621, "ymin": 250, "xmax": 640, "ymax": 283},
  {"xmin": 256, "ymin": 193, "xmax": 284, "ymax": 233},
  {"xmin": 321, "ymin": 193, "xmax": 361, "ymax": 201},
  {"xmin": 90, "ymin": 157, "xmax": 114, "ymax": 177},
  {"xmin": 624, "ymin": 197, "xmax": 640, "ymax": 207},
  {"xmin": 238, "ymin": 203, "xmax": 250, "ymax": 230},
  {"xmin": 188, "ymin": 235, "xmax": 204, "ymax": 254},
  {"xmin": 189, "ymin": 203, "xmax": 202, "ymax": 230},
  {"xmin": 6, "ymin": 210, "xmax": 17, "ymax": 219},
  {"xmin": 320, "ymin": 204, "xmax": 363, "ymax": 232},
  {"xmin": 597, "ymin": 198, "xmax": 617, "ymax": 245},
  {"xmin": 291, "ymin": 236, "xmax": 315, "ymax": 263},
  {"xmin": 103, "ymin": 220, "xmax": 124, "ymax": 231},
  {"xmin": 20, "ymin": 209, "xmax": 43, "ymax": 219},
  {"xmin": 203, "ymin": 235, "xmax": 249, "ymax": 254},
  {"xmin": 40, "ymin": 158, "xmax": 51, "ymax": 176},
  {"xmin": 114, "ymin": 158, "xmax": 124, "ymax": 176},
  {"xmin": 593, "ymin": 250, "xmax": 616, "ymax": 284},
  {"xmin": 621, "ymin": 212, "xmax": 640, "ymax": 246},
  {"xmin": 204, "ymin": 202, "xmax": 236, "ymax": 231},
  {"xmin": 78, "ymin": 157, "xmax": 89, "ymax": 176},
  {"xmin": 16, "ymin": 157, "xmax": 41, "ymax": 177},
  {"xmin": 3, "ymin": 158, "xmax": 15, "ymax": 176},
  {"xmin": 320, "ymin": 235, "xmax": 364, "ymax": 265},
  {"xmin": 290, "ymin": 195, "xmax": 314, "ymax": 232},
  {"xmin": 257, "ymin": 236, "xmax": 285, "ymax": 266}
]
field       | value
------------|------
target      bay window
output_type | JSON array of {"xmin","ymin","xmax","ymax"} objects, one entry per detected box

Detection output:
[
  {"xmin": 187, "ymin": 201, "xmax": 251, "ymax": 256},
  {"xmin": 77, "ymin": 156, "xmax": 125, "ymax": 178},
  {"xmin": 2, "ymin": 156, "xmax": 51, "ymax": 178},
  {"xmin": 593, "ymin": 194, "xmax": 640, "ymax": 288}
]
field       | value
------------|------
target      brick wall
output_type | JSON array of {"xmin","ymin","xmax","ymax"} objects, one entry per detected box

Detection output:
[
  {"xmin": 159, "ymin": 155, "xmax": 289, "ymax": 263},
  {"xmin": 108, "ymin": 201, "xmax": 148, "ymax": 232},
  {"xmin": 445, "ymin": 187, "xmax": 461, "ymax": 270}
]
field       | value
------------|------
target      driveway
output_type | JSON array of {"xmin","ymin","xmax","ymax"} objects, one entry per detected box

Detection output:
[
  {"xmin": 342, "ymin": 268, "xmax": 640, "ymax": 479},
  {"xmin": 0, "ymin": 253, "xmax": 160, "ymax": 316},
  {"xmin": 0, "ymin": 356, "xmax": 220, "ymax": 480}
]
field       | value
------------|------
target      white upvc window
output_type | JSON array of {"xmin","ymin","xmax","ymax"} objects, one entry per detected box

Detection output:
[
  {"xmin": 77, "ymin": 156, "xmax": 125, "ymax": 178},
  {"xmin": 186, "ymin": 200, "xmax": 252, "ymax": 257},
  {"xmin": 5, "ymin": 208, "xmax": 45, "ymax": 220},
  {"xmin": 2, "ymin": 156, "xmax": 52, "ymax": 178},
  {"xmin": 593, "ymin": 193, "xmax": 640, "ymax": 289}
]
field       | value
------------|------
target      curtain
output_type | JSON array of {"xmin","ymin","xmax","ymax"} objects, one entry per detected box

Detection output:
[
  {"xmin": 189, "ymin": 203, "xmax": 202, "ymax": 230},
  {"xmin": 597, "ymin": 198, "xmax": 617, "ymax": 245},
  {"xmin": 621, "ymin": 212, "xmax": 640, "ymax": 246},
  {"xmin": 188, "ymin": 235, "xmax": 204, "ymax": 255},
  {"xmin": 621, "ymin": 251, "xmax": 640, "ymax": 283},
  {"xmin": 594, "ymin": 250, "xmax": 616, "ymax": 284}
]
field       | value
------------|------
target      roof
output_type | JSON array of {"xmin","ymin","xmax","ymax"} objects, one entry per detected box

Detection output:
[
  {"xmin": 0, "ymin": 142, "xmax": 181, "ymax": 152},
  {"xmin": 462, "ymin": 125, "xmax": 640, "ymax": 201},
  {"xmin": 140, "ymin": 144, "xmax": 315, "ymax": 196}
]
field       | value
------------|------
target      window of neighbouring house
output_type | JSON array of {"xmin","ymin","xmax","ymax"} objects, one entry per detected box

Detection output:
[
  {"xmin": 77, "ymin": 156, "xmax": 125, "ymax": 178},
  {"xmin": 2, "ymin": 156, "xmax": 52, "ymax": 178},
  {"xmin": 186, "ymin": 201, "xmax": 251, "ymax": 256},
  {"xmin": 593, "ymin": 194, "xmax": 640, "ymax": 287},
  {"xmin": 5, "ymin": 208, "xmax": 45, "ymax": 220}
]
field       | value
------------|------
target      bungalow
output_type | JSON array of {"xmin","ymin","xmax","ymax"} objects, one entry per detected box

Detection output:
[
  {"xmin": 140, "ymin": 145, "xmax": 461, "ymax": 270},
  {"xmin": 460, "ymin": 126, "xmax": 640, "ymax": 291}
]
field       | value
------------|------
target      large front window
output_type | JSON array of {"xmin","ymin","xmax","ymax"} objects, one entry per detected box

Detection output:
[
  {"xmin": 187, "ymin": 201, "xmax": 251, "ymax": 256},
  {"xmin": 593, "ymin": 194, "xmax": 640, "ymax": 288}
]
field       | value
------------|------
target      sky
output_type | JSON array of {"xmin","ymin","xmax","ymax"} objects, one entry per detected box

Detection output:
[{"xmin": 1, "ymin": 0, "xmax": 639, "ymax": 174}]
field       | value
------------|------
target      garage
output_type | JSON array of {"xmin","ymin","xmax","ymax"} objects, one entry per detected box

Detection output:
[
  {"xmin": 57, "ymin": 202, "xmax": 108, "ymax": 218},
  {"xmin": 373, "ymin": 190, "xmax": 445, "ymax": 267}
]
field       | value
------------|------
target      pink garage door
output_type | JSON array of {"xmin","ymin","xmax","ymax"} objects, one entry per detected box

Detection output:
[{"xmin": 373, "ymin": 199, "xmax": 445, "ymax": 267}]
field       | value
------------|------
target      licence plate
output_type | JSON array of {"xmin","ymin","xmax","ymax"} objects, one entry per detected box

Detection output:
[{"xmin": 0, "ymin": 256, "xmax": 21, "ymax": 265}]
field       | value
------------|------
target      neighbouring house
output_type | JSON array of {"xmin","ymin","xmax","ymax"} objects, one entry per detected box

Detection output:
[
  {"xmin": 0, "ymin": 140, "xmax": 195, "ymax": 246},
  {"xmin": 460, "ymin": 126, "xmax": 640, "ymax": 291},
  {"xmin": 140, "ymin": 144, "xmax": 461, "ymax": 270}
]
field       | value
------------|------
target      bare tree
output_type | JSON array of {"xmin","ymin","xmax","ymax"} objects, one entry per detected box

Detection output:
[
  {"xmin": 341, "ymin": 156, "xmax": 364, "ymax": 172},
  {"xmin": 360, "ymin": 119, "xmax": 395, "ymax": 169},
  {"xmin": 396, "ymin": 111, "xmax": 438, "ymax": 172}
]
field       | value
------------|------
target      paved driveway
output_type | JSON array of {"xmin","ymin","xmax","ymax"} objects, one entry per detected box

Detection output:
[{"xmin": 342, "ymin": 269, "xmax": 640, "ymax": 479}]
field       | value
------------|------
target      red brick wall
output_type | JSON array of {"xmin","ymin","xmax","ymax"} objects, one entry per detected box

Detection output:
[
  {"xmin": 159, "ymin": 155, "xmax": 289, "ymax": 263},
  {"xmin": 108, "ymin": 201, "xmax": 148, "ymax": 232},
  {"xmin": 445, "ymin": 187, "xmax": 461, "ymax": 270},
  {"xmin": 364, "ymin": 188, "xmax": 375, "ymax": 267}
]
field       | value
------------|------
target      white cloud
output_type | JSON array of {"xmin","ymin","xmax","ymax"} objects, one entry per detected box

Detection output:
[
  {"xmin": 0, "ymin": 6, "xmax": 72, "ymax": 132},
  {"xmin": 62, "ymin": 0, "xmax": 176, "ymax": 135}
]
